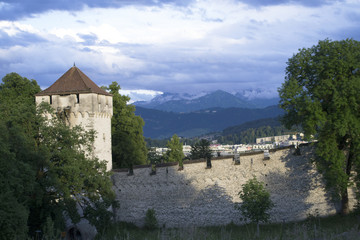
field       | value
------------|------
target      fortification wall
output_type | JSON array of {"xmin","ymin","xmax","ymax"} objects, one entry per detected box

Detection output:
[
  {"xmin": 36, "ymin": 93, "xmax": 113, "ymax": 171},
  {"xmin": 112, "ymin": 145, "xmax": 356, "ymax": 228}
]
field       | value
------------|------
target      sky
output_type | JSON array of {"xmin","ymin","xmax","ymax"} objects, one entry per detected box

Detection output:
[{"xmin": 0, "ymin": 0, "xmax": 359, "ymax": 102}]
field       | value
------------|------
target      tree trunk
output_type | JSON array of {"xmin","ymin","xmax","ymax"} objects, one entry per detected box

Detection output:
[
  {"xmin": 340, "ymin": 188, "xmax": 350, "ymax": 215},
  {"xmin": 256, "ymin": 222, "xmax": 260, "ymax": 238},
  {"xmin": 206, "ymin": 157, "xmax": 212, "ymax": 169},
  {"xmin": 127, "ymin": 164, "xmax": 134, "ymax": 176},
  {"xmin": 339, "ymin": 140, "xmax": 352, "ymax": 215}
]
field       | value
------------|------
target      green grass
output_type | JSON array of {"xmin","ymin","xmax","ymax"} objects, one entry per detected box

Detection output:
[{"xmin": 96, "ymin": 213, "xmax": 360, "ymax": 240}]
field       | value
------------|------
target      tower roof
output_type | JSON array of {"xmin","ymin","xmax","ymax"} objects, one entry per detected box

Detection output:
[{"xmin": 35, "ymin": 66, "xmax": 112, "ymax": 96}]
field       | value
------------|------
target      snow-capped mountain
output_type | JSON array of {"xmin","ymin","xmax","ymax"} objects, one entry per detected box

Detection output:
[{"xmin": 133, "ymin": 89, "xmax": 279, "ymax": 112}]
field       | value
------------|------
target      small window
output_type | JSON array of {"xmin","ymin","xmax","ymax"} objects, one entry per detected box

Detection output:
[
  {"xmin": 50, "ymin": 95, "xmax": 52, "ymax": 104},
  {"xmin": 76, "ymin": 94, "xmax": 80, "ymax": 103}
]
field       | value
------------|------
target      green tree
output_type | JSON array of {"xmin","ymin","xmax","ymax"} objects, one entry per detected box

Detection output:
[
  {"xmin": 31, "ymin": 104, "xmax": 115, "ymax": 234},
  {"xmin": 0, "ymin": 122, "xmax": 34, "ymax": 239},
  {"xmin": 0, "ymin": 73, "xmax": 116, "ymax": 237},
  {"xmin": 144, "ymin": 208, "xmax": 158, "ymax": 230},
  {"xmin": 166, "ymin": 134, "xmax": 185, "ymax": 169},
  {"xmin": 147, "ymin": 147, "xmax": 163, "ymax": 165},
  {"xmin": 107, "ymin": 82, "xmax": 147, "ymax": 171},
  {"xmin": 190, "ymin": 139, "xmax": 212, "ymax": 168},
  {"xmin": 236, "ymin": 177, "xmax": 274, "ymax": 236},
  {"xmin": 279, "ymin": 39, "xmax": 360, "ymax": 214},
  {"xmin": 0, "ymin": 73, "xmax": 41, "ymax": 239},
  {"xmin": 190, "ymin": 139, "xmax": 212, "ymax": 160}
]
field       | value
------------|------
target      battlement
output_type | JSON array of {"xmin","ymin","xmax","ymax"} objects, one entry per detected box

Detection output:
[{"xmin": 36, "ymin": 93, "xmax": 113, "ymax": 116}]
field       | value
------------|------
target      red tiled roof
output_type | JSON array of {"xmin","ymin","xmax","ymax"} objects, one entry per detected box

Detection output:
[{"xmin": 35, "ymin": 66, "xmax": 111, "ymax": 96}]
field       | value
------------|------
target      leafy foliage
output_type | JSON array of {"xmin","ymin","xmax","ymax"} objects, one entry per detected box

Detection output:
[
  {"xmin": 0, "ymin": 73, "xmax": 41, "ymax": 239},
  {"xmin": 108, "ymin": 82, "xmax": 147, "ymax": 168},
  {"xmin": 190, "ymin": 139, "xmax": 212, "ymax": 160},
  {"xmin": 147, "ymin": 148, "xmax": 163, "ymax": 165},
  {"xmin": 33, "ymin": 104, "xmax": 115, "ymax": 233},
  {"xmin": 236, "ymin": 177, "xmax": 274, "ymax": 224},
  {"xmin": 0, "ymin": 73, "xmax": 115, "ymax": 238},
  {"xmin": 144, "ymin": 208, "xmax": 158, "ymax": 230},
  {"xmin": 0, "ymin": 122, "xmax": 34, "ymax": 239},
  {"xmin": 166, "ymin": 134, "xmax": 185, "ymax": 167},
  {"xmin": 278, "ymin": 39, "xmax": 360, "ymax": 214}
]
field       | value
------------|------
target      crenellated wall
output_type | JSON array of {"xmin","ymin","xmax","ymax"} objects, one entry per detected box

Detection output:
[
  {"xmin": 112, "ymin": 145, "xmax": 356, "ymax": 227},
  {"xmin": 36, "ymin": 93, "xmax": 113, "ymax": 171}
]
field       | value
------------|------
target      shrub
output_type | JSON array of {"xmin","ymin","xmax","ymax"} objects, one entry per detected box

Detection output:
[
  {"xmin": 236, "ymin": 177, "xmax": 274, "ymax": 236},
  {"xmin": 144, "ymin": 208, "xmax": 158, "ymax": 230},
  {"xmin": 237, "ymin": 177, "xmax": 274, "ymax": 223}
]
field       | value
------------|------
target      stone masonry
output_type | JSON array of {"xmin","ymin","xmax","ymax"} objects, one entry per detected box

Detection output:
[{"xmin": 112, "ymin": 145, "xmax": 356, "ymax": 228}]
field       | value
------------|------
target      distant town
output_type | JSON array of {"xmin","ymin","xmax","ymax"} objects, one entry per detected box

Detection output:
[{"xmin": 154, "ymin": 133, "xmax": 308, "ymax": 158}]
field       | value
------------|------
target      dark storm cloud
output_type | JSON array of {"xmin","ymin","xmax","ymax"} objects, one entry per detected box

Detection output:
[
  {"xmin": 107, "ymin": 41, "xmax": 287, "ymax": 94},
  {"xmin": 0, "ymin": 0, "xmax": 193, "ymax": 21}
]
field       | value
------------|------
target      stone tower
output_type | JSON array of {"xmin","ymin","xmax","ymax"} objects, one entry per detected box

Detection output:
[{"xmin": 35, "ymin": 66, "xmax": 113, "ymax": 171}]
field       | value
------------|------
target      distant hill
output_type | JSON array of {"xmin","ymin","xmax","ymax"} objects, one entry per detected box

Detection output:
[
  {"xmin": 135, "ymin": 105, "xmax": 284, "ymax": 139},
  {"xmin": 221, "ymin": 117, "xmax": 282, "ymax": 135},
  {"xmin": 134, "ymin": 90, "xmax": 279, "ymax": 112},
  {"xmin": 216, "ymin": 117, "xmax": 302, "ymax": 144}
]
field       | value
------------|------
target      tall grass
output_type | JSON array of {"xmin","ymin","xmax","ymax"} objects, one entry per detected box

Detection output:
[{"xmin": 96, "ymin": 213, "xmax": 360, "ymax": 240}]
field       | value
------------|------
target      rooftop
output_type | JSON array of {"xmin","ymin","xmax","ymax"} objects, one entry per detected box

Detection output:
[{"xmin": 35, "ymin": 66, "xmax": 111, "ymax": 96}]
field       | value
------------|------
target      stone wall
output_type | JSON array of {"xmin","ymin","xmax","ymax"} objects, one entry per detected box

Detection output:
[
  {"xmin": 36, "ymin": 93, "xmax": 113, "ymax": 171},
  {"xmin": 112, "ymin": 145, "xmax": 356, "ymax": 227}
]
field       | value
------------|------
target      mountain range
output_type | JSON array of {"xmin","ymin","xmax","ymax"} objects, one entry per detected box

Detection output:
[
  {"xmin": 132, "ymin": 89, "xmax": 282, "ymax": 139},
  {"xmin": 135, "ymin": 105, "xmax": 284, "ymax": 139},
  {"xmin": 133, "ymin": 90, "xmax": 279, "ymax": 113}
]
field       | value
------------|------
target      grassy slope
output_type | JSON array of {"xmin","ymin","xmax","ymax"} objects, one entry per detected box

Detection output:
[{"xmin": 97, "ymin": 213, "xmax": 360, "ymax": 239}]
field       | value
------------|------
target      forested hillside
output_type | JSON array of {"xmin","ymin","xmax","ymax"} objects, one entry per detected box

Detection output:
[
  {"xmin": 216, "ymin": 118, "xmax": 301, "ymax": 144},
  {"xmin": 135, "ymin": 105, "xmax": 284, "ymax": 139}
]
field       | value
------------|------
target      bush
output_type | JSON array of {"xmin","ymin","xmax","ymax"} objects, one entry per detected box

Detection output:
[
  {"xmin": 236, "ymin": 177, "xmax": 274, "ymax": 224},
  {"xmin": 144, "ymin": 208, "xmax": 158, "ymax": 230},
  {"xmin": 236, "ymin": 177, "xmax": 274, "ymax": 237}
]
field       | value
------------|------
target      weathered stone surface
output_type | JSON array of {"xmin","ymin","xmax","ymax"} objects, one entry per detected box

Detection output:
[
  {"xmin": 112, "ymin": 145, "xmax": 356, "ymax": 227},
  {"xmin": 36, "ymin": 93, "xmax": 113, "ymax": 171}
]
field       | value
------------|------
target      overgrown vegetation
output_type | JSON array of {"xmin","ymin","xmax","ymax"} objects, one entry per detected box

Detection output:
[
  {"xmin": 165, "ymin": 134, "xmax": 185, "ymax": 169},
  {"xmin": 190, "ymin": 139, "xmax": 213, "ymax": 160},
  {"xmin": 94, "ymin": 213, "xmax": 360, "ymax": 239},
  {"xmin": 0, "ymin": 73, "xmax": 116, "ymax": 239},
  {"xmin": 144, "ymin": 208, "xmax": 158, "ymax": 230},
  {"xmin": 236, "ymin": 177, "xmax": 274, "ymax": 237},
  {"xmin": 107, "ymin": 82, "xmax": 148, "ymax": 169},
  {"xmin": 279, "ymin": 38, "xmax": 360, "ymax": 214}
]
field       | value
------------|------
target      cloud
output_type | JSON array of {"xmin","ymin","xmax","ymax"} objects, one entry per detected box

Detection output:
[
  {"xmin": 0, "ymin": 28, "xmax": 46, "ymax": 47},
  {"xmin": 0, "ymin": 0, "xmax": 359, "ymax": 98},
  {"xmin": 77, "ymin": 32, "xmax": 98, "ymax": 45},
  {"xmin": 119, "ymin": 89, "xmax": 163, "ymax": 103},
  {"xmin": 0, "ymin": 0, "xmax": 193, "ymax": 21},
  {"xmin": 238, "ymin": 0, "xmax": 342, "ymax": 7}
]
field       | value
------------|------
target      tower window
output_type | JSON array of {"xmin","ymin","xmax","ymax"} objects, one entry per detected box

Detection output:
[
  {"xmin": 50, "ymin": 95, "xmax": 52, "ymax": 104},
  {"xmin": 76, "ymin": 94, "xmax": 80, "ymax": 103}
]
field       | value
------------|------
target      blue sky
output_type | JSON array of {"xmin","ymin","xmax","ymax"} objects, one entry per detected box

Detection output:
[{"xmin": 0, "ymin": 0, "xmax": 359, "ymax": 101}]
